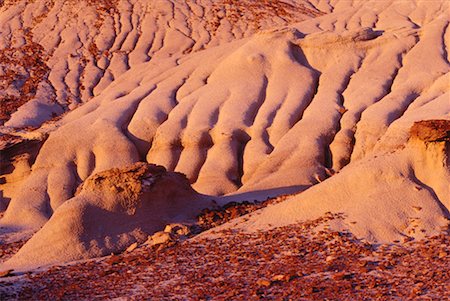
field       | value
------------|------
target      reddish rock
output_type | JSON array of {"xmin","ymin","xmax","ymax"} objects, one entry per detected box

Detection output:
[{"xmin": 410, "ymin": 120, "xmax": 450, "ymax": 142}]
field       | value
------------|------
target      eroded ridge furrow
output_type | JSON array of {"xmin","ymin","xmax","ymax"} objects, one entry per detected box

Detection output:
[
  {"xmin": 191, "ymin": 78, "xmax": 268, "ymax": 195},
  {"xmin": 322, "ymin": 56, "xmax": 365, "ymax": 172},
  {"xmin": 2, "ymin": 0, "xmax": 449, "ymax": 239},
  {"xmin": 406, "ymin": 73, "xmax": 450, "ymax": 111},
  {"xmin": 242, "ymin": 61, "xmax": 320, "ymax": 184},
  {"xmin": 133, "ymin": 30, "xmax": 303, "ymax": 195},
  {"xmin": 147, "ymin": 88, "xmax": 199, "ymax": 172},
  {"xmin": 442, "ymin": 21, "xmax": 450, "ymax": 65},
  {"xmin": 126, "ymin": 5, "xmax": 146, "ymax": 67},
  {"xmin": 175, "ymin": 93, "xmax": 228, "ymax": 185},
  {"xmin": 127, "ymin": 59, "xmax": 204, "ymax": 160},
  {"xmin": 267, "ymin": 48, "xmax": 320, "ymax": 149},
  {"xmin": 328, "ymin": 30, "xmax": 417, "ymax": 170},
  {"xmin": 2, "ymin": 0, "xmax": 318, "ymax": 129},
  {"xmin": 189, "ymin": 31, "xmax": 315, "ymax": 194},
  {"xmin": 352, "ymin": 17, "xmax": 450, "ymax": 160},
  {"xmin": 1, "ymin": 79, "xmax": 159, "ymax": 229},
  {"xmin": 239, "ymin": 27, "xmax": 382, "ymax": 192},
  {"xmin": 117, "ymin": 3, "xmax": 140, "ymax": 54}
]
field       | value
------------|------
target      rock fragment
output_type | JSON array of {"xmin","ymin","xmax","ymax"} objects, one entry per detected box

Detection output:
[
  {"xmin": 256, "ymin": 279, "xmax": 271, "ymax": 287},
  {"xmin": 126, "ymin": 242, "xmax": 138, "ymax": 253},
  {"xmin": 146, "ymin": 231, "xmax": 173, "ymax": 246},
  {"xmin": 410, "ymin": 120, "xmax": 450, "ymax": 142},
  {"xmin": 0, "ymin": 269, "xmax": 14, "ymax": 277}
]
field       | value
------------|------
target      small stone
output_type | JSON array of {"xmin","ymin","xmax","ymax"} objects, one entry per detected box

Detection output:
[
  {"xmin": 412, "ymin": 206, "xmax": 422, "ymax": 212},
  {"xmin": 332, "ymin": 272, "xmax": 353, "ymax": 280},
  {"xmin": 146, "ymin": 231, "xmax": 172, "ymax": 246},
  {"xmin": 106, "ymin": 255, "xmax": 121, "ymax": 265},
  {"xmin": 271, "ymin": 274, "xmax": 286, "ymax": 282},
  {"xmin": 256, "ymin": 279, "xmax": 271, "ymax": 287},
  {"xmin": 358, "ymin": 260, "xmax": 368, "ymax": 267},
  {"xmin": 126, "ymin": 242, "xmax": 138, "ymax": 252},
  {"xmin": 403, "ymin": 236, "xmax": 414, "ymax": 243},
  {"xmin": 412, "ymin": 283, "xmax": 423, "ymax": 295},
  {"xmin": 326, "ymin": 255, "xmax": 336, "ymax": 263},
  {"xmin": 338, "ymin": 106, "xmax": 348, "ymax": 114},
  {"xmin": 164, "ymin": 224, "xmax": 190, "ymax": 236},
  {"xmin": 0, "ymin": 269, "xmax": 14, "ymax": 277},
  {"xmin": 332, "ymin": 272, "xmax": 345, "ymax": 280},
  {"xmin": 438, "ymin": 251, "xmax": 447, "ymax": 258},
  {"xmin": 310, "ymin": 287, "xmax": 320, "ymax": 293}
]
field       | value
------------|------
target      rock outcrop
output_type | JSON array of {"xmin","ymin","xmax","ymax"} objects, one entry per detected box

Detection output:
[
  {"xmin": 0, "ymin": 163, "xmax": 212, "ymax": 271},
  {"xmin": 210, "ymin": 120, "xmax": 450, "ymax": 243},
  {"xmin": 410, "ymin": 120, "xmax": 450, "ymax": 142}
]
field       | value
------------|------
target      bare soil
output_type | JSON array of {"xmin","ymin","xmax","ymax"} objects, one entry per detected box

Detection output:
[{"xmin": 1, "ymin": 211, "xmax": 448, "ymax": 300}]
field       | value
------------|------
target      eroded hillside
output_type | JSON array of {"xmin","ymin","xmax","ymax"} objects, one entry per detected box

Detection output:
[
  {"xmin": 0, "ymin": 0, "xmax": 449, "ymax": 275},
  {"xmin": 0, "ymin": 0, "xmax": 320, "ymax": 127}
]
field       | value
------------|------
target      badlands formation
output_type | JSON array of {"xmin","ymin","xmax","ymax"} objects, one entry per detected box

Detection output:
[{"xmin": 0, "ymin": 0, "xmax": 449, "ymax": 293}]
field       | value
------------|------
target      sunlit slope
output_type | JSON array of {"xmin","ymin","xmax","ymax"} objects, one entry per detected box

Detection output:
[
  {"xmin": 0, "ymin": 0, "xmax": 319, "ymax": 127},
  {"xmin": 0, "ymin": 0, "xmax": 449, "ymax": 244}
]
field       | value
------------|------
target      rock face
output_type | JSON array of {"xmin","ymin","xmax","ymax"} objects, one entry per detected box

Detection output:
[
  {"xmin": 410, "ymin": 120, "xmax": 450, "ymax": 142},
  {"xmin": 0, "ymin": 134, "xmax": 47, "ymax": 211},
  {"xmin": 0, "ymin": 163, "xmax": 211, "ymax": 271}
]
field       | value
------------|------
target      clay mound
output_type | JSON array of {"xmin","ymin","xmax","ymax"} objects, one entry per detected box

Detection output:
[
  {"xmin": 0, "ymin": 0, "xmax": 449, "ymax": 272},
  {"xmin": 0, "ymin": 163, "xmax": 211, "ymax": 271},
  {"xmin": 208, "ymin": 120, "xmax": 450, "ymax": 243},
  {"xmin": 1, "ymin": 0, "xmax": 449, "ymax": 236}
]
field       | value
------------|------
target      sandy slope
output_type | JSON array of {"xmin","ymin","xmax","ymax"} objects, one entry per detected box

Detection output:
[{"xmin": 0, "ymin": 0, "xmax": 449, "ymax": 271}]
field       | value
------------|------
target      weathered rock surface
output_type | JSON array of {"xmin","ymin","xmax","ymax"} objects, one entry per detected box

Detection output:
[
  {"xmin": 410, "ymin": 120, "xmax": 450, "ymax": 142},
  {"xmin": 0, "ymin": 162, "xmax": 212, "ymax": 271}
]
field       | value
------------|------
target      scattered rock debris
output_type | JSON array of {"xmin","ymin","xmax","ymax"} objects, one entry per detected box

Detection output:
[
  {"xmin": 1, "ymin": 212, "xmax": 448, "ymax": 300},
  {"xmin": 0, "ymin": 29, "xmax": 51, "ymax": 125},
  {"xmin": 195, "ymin": 195, "xmax": 288, "ymax": 232},
  {"xmin": 0, "ymin": 240, "xmax": 26, "ymax": 262},
  {"xmin": 208, "ymin": 0, "xmax": 324, "ymax": 33}
]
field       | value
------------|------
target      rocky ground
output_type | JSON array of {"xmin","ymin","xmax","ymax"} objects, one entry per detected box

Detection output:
[
  {"xmin": 0, "ymin": 240, "xmax": 25, "ymax": 264},
  {"xmin": 1, "ymin": 210, "xmax": 448, "ymax": 300}
]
